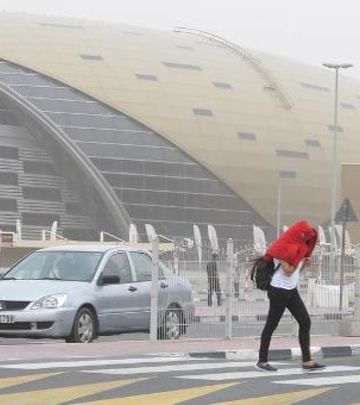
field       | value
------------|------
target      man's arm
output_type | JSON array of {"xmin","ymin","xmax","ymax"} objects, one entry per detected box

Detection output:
[{"xmin": 279, "ymin": 259, "xmax": 296, "ymax": 276}]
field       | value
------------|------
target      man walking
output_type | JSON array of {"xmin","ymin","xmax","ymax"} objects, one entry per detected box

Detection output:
[{"xmin": 207, "ymin": 252, "xmax": 222, "ymax": 306}]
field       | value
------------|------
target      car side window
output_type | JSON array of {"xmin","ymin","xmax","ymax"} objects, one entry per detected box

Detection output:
[
  {"xmin": 102, "ymin": 253, "xmax": 132, "ymax": 283},
  {"xmin": 130, "ymin": 252, "xmax": 164, "ymax": 281}
]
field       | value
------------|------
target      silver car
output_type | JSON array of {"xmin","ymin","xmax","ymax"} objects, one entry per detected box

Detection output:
[{"xmin": 0, "ymin": 244, "xmax": 194, "ymax": 343}]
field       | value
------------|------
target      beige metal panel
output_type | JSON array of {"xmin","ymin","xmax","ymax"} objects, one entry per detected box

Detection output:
[{"xmin": 0, "ymin": 13, "xmax": 359, "ymax": 228}]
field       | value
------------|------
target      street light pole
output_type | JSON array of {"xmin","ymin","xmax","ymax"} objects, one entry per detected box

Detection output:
[
  {"xmin": 276, "ymin": 176, "xmax": 282, "ymax": 238},
  {"xmin": 323, "ymin": 63, "xmax": 353, "ymax": 281},
  {"xmin": 277, "ymin": 170, "xmax": 297, "ymax": 238}
]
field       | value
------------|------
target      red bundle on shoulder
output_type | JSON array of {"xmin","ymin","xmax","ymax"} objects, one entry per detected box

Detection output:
[{"xmin": 265, "ymin": 221, "xmax": 318, "ymax": 267}]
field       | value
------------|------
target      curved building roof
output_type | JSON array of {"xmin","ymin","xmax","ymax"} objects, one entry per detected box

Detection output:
[{"xmin": 0, "ymin": 12, "xmax": 359, "ymax": 238}]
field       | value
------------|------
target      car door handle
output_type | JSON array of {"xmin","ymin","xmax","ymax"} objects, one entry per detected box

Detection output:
[
  {"xmin": 160, "ymin": 282, "xmax": 168, "ymax": 289},
  {"xmin": 128, "ymin": 285, "xmax": 137, "ymax": 292}
]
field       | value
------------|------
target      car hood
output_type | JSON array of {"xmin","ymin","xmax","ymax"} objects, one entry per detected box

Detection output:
[{"xmin": 0, "ymin": 280, "xmax": 89, "ymax": 301}]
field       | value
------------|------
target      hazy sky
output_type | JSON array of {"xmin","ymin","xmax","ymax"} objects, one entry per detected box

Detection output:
[{"xmin": 1, "ymin": 0, "xmax": 359, "ymax": 80}]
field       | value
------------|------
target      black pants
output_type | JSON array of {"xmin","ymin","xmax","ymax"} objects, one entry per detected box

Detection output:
[
  {"xmin": 259, "ymin": 286, "xmax": 311, "ymax": 363},
  {"xmin": 208, "ymin": 278, "xmax": 222, "ymax": 306},
  {"xmin": 234, "ymin": 282, "xmax": 240, "ymax": 299}
]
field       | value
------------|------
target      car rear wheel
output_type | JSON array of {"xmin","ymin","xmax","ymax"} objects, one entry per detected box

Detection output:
[
  {"xmin": 66, "ymin": 307, "xmax": 96, "ymax": 343},
  {"xmin": 158, "ymin": 306, "xmax": 183, "ymax": 340}
]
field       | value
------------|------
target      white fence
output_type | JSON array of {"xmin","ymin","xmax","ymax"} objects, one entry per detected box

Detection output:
[{"xmin": 152, "ymin": 239, "xmax": 359, "ymax": 340}]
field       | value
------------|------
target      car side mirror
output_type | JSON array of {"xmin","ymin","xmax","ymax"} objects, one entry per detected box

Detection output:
[{"xmin": 99, "ymin": 274, "xmax": 120, "ymax": 285}]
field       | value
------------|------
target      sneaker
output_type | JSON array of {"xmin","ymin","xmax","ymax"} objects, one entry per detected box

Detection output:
[
  {"xmin": 255, "ymin": 362, "xmax": 278, "ymax": 372},
  {"xmin": 302, "ymin": 362, "xmax": 326, "ymax": 371}
]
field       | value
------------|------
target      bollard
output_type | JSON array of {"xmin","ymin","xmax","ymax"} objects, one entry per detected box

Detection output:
[
  {"xmin": 225, "ymin": 238, "xmax": 234, "ymax": 340},
  {"xmin": 354, "ymin": 251, "xmax": 360, "ymax": 322},
  {"xmin": 150, "ymin": 237, "xmax": 159, "ymax": 342}
]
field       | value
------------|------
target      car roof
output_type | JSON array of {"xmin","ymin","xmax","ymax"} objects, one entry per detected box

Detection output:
[{"xmin": 39, "ymin": 244, "xmax": 146, "ymax": 254}]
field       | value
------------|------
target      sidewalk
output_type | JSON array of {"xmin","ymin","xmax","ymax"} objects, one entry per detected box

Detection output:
[{"xmin": 0, "ymin": 335, "xmax": 359, "ymax": 360}]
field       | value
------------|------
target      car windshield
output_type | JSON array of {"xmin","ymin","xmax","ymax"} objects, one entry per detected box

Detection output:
[{"xmin": 3, "ymin": 251, "xmax": 103, "ymax": 282}]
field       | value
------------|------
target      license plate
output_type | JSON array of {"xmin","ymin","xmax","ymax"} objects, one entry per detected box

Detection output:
[{"xmin": 0, "ymin": 315, "xmax": 15, "ymax": 323}]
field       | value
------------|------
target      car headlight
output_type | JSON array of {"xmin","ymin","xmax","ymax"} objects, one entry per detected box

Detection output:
[{"xmin": 30, "ymin": 294, "xmax": 68, "ymax": 310}]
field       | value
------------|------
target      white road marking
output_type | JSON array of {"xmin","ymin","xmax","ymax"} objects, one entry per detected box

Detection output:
[
  {"xmin": 275, "ymin": 374, "xmax": 360, "ymax": 386},
  {"xmin": 0, "ymin": 356, "xmax": 208, "ymax": 370},
  {"xmin": 176, "ymin": 366, "xmax": 360, "ymax": 381},
  {"xmin": 82, "ymin": 361, "xmax": 287, "ymax": 375}
]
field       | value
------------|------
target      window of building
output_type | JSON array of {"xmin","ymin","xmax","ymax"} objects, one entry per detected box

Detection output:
[
  {"xmin": 135, "ymin": 74, "xmax": 158, "ymax": 81},
  {"xmin": 22, "ymin": 213, "xmax": 60, "ymax": 226},
  {"xmin": 63, "ymin": 228, "xmax": 98, "ymax": 240},
  {"xmin": 0, "ymin": 110, "xmax": 18, "ymax": 126},
  {"xmin": 65, "ymin": 203, "xmax": 83, "ymax": 215},
  {"xmin": 23, "ymin": 187, "xmax": 61, "ymax": 201},
  {"xmin": 341, "ymin": 103, "xmax": 355, "ymax": 110},
  {"xmin": 176, "ymin": 45, "xmax": 195, "ymax": 50},
  {"xmin": 0, "ymin": 172, "xmax": 18, "ymax": 185},
  {"xmin": 213, "ymin": 82, "xmax": 233, "ymax": 89},
  {"xmin": 193, "ymin": 108, "xmax": 213, "ymax": 117},
  {"xmin": 237, "ymin": 132, "xmax": 256, "ymax": 141},
  {"xmin": 279, "ymin": 170, "xmax": 297, "ymax": 179},
  {"xmin": 163, "ymin": 62, "xmax": 202, "ymax": 71},
  {"xmin": 121, "ymin": 31, "xmax": 141, "ymax": 36},
  {"xmin": 80, "ymin": 55, "xmax": 104, "ymax": 61},
  {"xmin": 0, "ymin": 146, "xmax": 18, "ymax": 160},
  {"xmin": 328, "ymin": 125, "xmax": 344, "ymax": 133},
  {"xmin": 39, "ymin": 23, "xmax": 83, "ymax": 29},
  {"xmin": 0, "ymin": 199, "xmax": 17, "ymax": 212},
  {"xmin": 276, "ymin": 149, "xmax": 309, "ymax": 159},
  {"xmin": 305, "ymin": 139, "xmax": 321, "ymax": 147},
  {"xmin": 23, "ymin": 161, "xmax": 55, "ymax": 175},
  {"xmin": 300, "ymin": 82, "xmax": 330, "ymax": 92}
]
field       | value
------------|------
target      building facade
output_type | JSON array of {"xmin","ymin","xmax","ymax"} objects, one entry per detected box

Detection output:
[{"xmin": 0, "ymin": 13, "xmax": 359, "ymax": 243}]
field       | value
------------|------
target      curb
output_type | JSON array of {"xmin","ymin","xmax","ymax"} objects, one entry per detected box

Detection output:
[{"xmin": 188, "ymin": 344, "xmax": 360, "ymax": 361}]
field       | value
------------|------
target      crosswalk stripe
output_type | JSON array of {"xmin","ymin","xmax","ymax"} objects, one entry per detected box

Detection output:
[
  {"xmin": 80, "ymin": 382, "xmax": 237, "ymax": 404},
  {"xmin": 275, "ymin": 374, "xmax": 360, "ymax": 386},
  {"xmin": 0, "ymin": 373, "xmax": 60, "ymax": 390},
  {"xmin": 218, "ymin": 387, "xmax": 332, "ymax": 404},
  {"xmin": 81, "ymin": 361, "xmax": 287, "ymax": 376},
  {"xmin": 0, "ymin": 356, "xmax": 207, "ymax": 370},
  {"xmin": 176, "ymin": 366, "xmax": 360, "ymax": 381},
  {"xmin": 0, "ymin": 378, "xmax": 141, "ymax": 405}
]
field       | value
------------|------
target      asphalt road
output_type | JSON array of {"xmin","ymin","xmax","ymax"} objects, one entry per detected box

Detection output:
[{"xmin": 0, "ymin": 353, "xmax": 358, "ymax": 403}]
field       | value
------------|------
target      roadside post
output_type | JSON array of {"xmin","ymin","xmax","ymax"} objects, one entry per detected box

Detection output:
[
  {"xmin": 225, "ymin": 238, "xmax": 234, "ymax": 339},
  {"xmin": 335, "ymin": 198, "xmax": 358, "ymax": 310},
  {"xmin": 150, "ymin": 236, "xmax": 159, "ymax": 341}
]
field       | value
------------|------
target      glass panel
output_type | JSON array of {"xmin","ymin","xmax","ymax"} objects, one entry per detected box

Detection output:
[
  {"xmin": 22, "ymin": 187, "xmax": 61, "ymax": 201},
  {"xmin": 163, "ymin": 62, "xmax": 202, "ymax": 71},
  {"xmin": 22, "ymin": 213, "xmax": 60, "ymax": 226},
  {"xmin": 102, "ymin": 253, "xmax": 132, "ymax": 283},
  {"xmin": 237, "ymin": 132, "xmax": 256, "ymax": 141},
  {"xmin": 130, "ymin": 252, "xmax": 152, "ymax": 281},
  {"xmin": 0, "ymin": 146, "xmax": 18, "ymax": 160},
  {"xmin": 300, "ymin": 82, "xmax": 329, "ymax": 92},
  {"xmin": 80, "ymin": 54, "xmax": 103, "ymax": 61},
  {"xmin": 0, "ymin": 111, "xmax": 19, "ymax": 126},
  {"xmin": 23, "ymin": 161, "xmax": 55, "ymax": 175},
  {"xmin": 213, "ymin": 82, "xmax": 232, "ymax": 89},
  {"xmin": 0, "ymin": 172, "xmax": 18, "ymax": 185},
  {"xmin": 31, "ymin": 98, "xmax": 111, "ymax": 115},
  {"xmin": 276, "ymin": 149, "xmax": 309, "ymax": 159},
  {"xmin": 193, "ymin": 108, "xmax": 213, "ymax": 116},
  {"xmin": 0, "ymin": 199, "xmax": 17, "ymax": 211},
  {"xmin": 136, "ymin": 74, "xmax": 158, "ymax": 81}
]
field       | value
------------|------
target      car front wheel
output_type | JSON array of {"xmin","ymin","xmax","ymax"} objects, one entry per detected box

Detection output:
[{"xmin": 66, "ymin": 307, "xmax": 96, "ymax": 343}]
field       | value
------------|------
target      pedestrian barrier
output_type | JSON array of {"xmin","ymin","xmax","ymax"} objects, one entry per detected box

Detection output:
[{"xmin": 151, "ymin": 239, "xmax": 359, "ymax": 341}]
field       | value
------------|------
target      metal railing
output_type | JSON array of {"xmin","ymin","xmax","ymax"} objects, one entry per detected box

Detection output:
[{"xmin": 151, "ymin": 239, "xmax": 359, "ymax": 341}]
